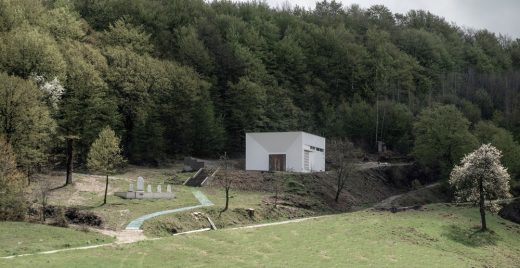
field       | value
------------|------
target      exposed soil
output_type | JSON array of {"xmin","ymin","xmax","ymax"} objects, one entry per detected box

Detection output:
[
  {"xmin": 93, "ymin": 229, "xmax": 147, "ymax": 244},
  {"xmin": 207, "ymin": 162, "xmax": 419, "ymax": 213}
]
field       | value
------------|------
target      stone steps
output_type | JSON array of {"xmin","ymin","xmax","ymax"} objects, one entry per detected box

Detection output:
[{"xmin": 184, "ymin": 168, "xmax": 209, "ymax": 187}]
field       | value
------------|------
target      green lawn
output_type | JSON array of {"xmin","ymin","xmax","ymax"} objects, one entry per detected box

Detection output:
[
  {"xmin": 31, "ymin": 167, "xmax": 198, "ymax": 230},
  {"xmin": 143, "ymin": 187, "xmax": 317, "ymax": 236},
  {"xmin": 0, "ymin": 222, "xmax": 114, "ymax": 257},
  {"xmin": 87, "ymin": 185, "xmax": 200, "ymax": 230},
  {"xmin": 3, "ymin": 204, "xmax": 520, "ymax": 267}
]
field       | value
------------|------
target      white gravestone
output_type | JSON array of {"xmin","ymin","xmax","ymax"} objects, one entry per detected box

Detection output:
[
  {"xmin": 157, "ymin": 185, "xmax": 162, "ymax": 193},
  {"xmin": 137, "ymin": 176, "xmax": 144, "ymax": 191},
  {"xmin": 129, "ymin": 183, "xmax": 134, "ymax": 192},
  {"xmin": 166, "ymin": 185, "xmax": 172, "ymax": 193},
  {"xmin": 147, "ymin": 184, "xmax": 152, "ymax": 192}
]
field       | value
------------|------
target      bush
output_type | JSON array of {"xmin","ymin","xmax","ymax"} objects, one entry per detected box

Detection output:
[
  {"xmin": 65, "ymin": 208, "xmax": 103, "ymax": 227},
  {"xmin": 53, "ymin": 207, "xmax": 69, "ymax": 228},
  {"xmin": 0, "ymin": 193, "xmax": 27, "ymax": 221}
]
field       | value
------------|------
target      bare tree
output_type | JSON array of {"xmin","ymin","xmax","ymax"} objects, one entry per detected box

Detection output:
[
  {"xmin": 36, "ymin": 181, "xmax": 51, "ymax": 223},
  {"xmin": 217, "ymin": 152, "xmax": 233, "ymax": 213},
  {"xmin": 267, "ymin": 172, "xmax": 286, "ymax": 208},
  {"xmin": 273, "ymin": 174, "xmax": 284, "ymax": 208},
  {"xmin": 327, "ymin": 138, "xmax": 357, "ymax": 203}
]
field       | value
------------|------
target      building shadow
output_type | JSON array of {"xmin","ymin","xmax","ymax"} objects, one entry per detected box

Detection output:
[{"xmin": 442, "ymin": 224, "xmax": 500, "ymax": 247}]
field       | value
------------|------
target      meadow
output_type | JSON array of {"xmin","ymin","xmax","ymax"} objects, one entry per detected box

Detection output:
[{"xmin": 2, "ymin": 204, "xmax": 519, "ymax": 267}]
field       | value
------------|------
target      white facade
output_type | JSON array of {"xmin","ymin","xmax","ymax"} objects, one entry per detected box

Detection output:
[{"xmin": 245, "ymin": 132, "xmax": 325, "ymax": 172}]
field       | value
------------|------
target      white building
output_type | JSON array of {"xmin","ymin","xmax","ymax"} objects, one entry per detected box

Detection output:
[{"xmin": 245, "ymin": 131, "xmax": 325, "ymax": 172}]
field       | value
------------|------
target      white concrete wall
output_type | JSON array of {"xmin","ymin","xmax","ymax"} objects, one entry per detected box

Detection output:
[
  {"xmin": 302, "ymin": 132, "xmax": 326, "ymax": 172},
  {"xmin": 246, "ymin": 132, "xmax": 301, "ymax": 171},
  {"xmin": 245, "ymin": 133, "xmax": 269, "ymax": 171},
  {"xmin": 246, "ymin": 132, "xmax": 325, "ymax": 172}
]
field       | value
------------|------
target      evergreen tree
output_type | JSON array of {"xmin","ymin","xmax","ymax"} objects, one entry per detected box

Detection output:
[
  {"xmin": 87, "ymin": 127, "xmax": 125, "ymax": 205},
  {"xmin": 59, "ymin": 41, "xmax": 120, "ymax": 163},
  {"xmin": 190, "ymin": 92, "xmax": 225, "ymax": 157}
]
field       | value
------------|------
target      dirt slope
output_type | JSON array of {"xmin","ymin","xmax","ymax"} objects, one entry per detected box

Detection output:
[{"xmin": 207, "ymin": 162, "xmax": 418, "ymax": 212}]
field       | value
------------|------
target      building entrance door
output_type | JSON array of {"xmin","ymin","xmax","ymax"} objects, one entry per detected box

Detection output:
[{"xmin": 269, "ymin": 154, "xmax": 286, "ymax": 171}]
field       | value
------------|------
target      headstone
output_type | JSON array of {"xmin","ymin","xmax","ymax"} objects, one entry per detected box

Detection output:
[
  {"xmin": 129, "ymin": 183, "xmax": 134, "ymax": 192},
  {"xmin": 137, "ymin": 176, "xmax": 144, "ymax": 191},
  {"xmin": 166, "ymin": 185, "xmax": 172, "ymax": 193},
  {"xmin": 157, "ymin": 185, "xmax": 162, "ymax": 193},
  {"xmin": 147, "ymin": 184, "xmax": 152, "ymax": 192}
]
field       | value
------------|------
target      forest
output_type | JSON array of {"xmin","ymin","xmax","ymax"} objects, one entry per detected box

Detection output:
[{"xmin": 1, "ymin": 0, "xmax": 520, "ymax": 187}]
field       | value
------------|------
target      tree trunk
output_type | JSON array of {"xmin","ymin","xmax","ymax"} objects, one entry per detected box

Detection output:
[
  {"xmin": 375, "ymin": 97, "xmax": 379, "ymax": 149},
  {"xmin": 65, "ymin": 138, "xmax": 73, "ymax": 185},
  {"xmin": 479, "ymin": 176, "xmax": 487, "ymax": 231},
  {"xmin": 222, "ymin": 187, "xmax": 229, "ymax": 212},
  {"xmin": 335, "ymin": 187, "xmax": 341, "ymax": 203},
  {"xmin": 274, "ymin": 188, "xmax": 279, "ymax": 207},
  {"xmin": 103, "ymin": 174, "xmax": 109, "ymax": 205}
]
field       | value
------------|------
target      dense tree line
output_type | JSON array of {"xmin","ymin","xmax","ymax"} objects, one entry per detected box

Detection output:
[{"xmin": 1, "ymin": 0, "xmax": 520, "ymax": 187}]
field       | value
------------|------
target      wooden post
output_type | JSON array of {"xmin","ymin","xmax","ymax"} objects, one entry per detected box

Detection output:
[
  {"xmin": 246, "ymin": 208, "xmax": 255, "ymax": 218},
  {"xmin": 104, "ymin": 174, "xmax": 109, "ymax": 205},
  {"xmin": 66, "ymin": 138, "xmax": 73, "ymax": 185}
]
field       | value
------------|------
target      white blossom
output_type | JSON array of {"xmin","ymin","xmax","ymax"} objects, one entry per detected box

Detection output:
[
  {"xmin": 31, "ymin": 74, "xmax": 65, "ymax": 110},
  {"xmin": 449, "ymin": 144, "xmax": 512, "ymax": 212}
]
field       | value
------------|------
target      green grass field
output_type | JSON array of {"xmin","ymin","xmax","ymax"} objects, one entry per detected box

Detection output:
[
  {"xmin": 87, "ymin": 185, "xmax": 200, "ymax": 230},
  {"xmin": 142, "ymin": 189, "xmax": 316, "ymax": 236},
  {"xmin": 30, "ymin": 167, "xmax": 197, "ymax": 230},
  {"xmin": 3, "ymin": 204, "xmax": 519, "ymax": 267},
  {"xmin": 0, "ymin": 222, "xmax": 114, "ymax": 257}
]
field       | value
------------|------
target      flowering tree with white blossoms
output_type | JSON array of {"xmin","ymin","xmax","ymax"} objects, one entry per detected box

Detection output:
[
  {"xmin": 449, "ymin": 144, "xmax": 512, "ymax": 231},
  {"xmin": 31, "ymin": 74, "xmax": 65, "ymax": 110}
]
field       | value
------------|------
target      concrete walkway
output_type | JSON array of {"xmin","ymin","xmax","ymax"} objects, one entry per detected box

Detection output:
[{"xmin": 125, "ymin": 190, "xmax": 214, "ymax": 230}]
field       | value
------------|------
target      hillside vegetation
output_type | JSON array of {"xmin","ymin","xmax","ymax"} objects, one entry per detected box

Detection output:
[
  {"xmin": 0, "ymin": 0, "xmax": 520, "ymax": 185},
  {"xmin": 2, "ymin": 205, "xmax": 519, "ymax": 267}
]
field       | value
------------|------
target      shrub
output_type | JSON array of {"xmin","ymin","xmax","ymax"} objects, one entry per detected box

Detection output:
[
  {"xmin": 53, "ymin": 207, "xmax": 69, "ymax": 228},
  {"xmin": 0, "ymin": 194, "xmax": 27, "ymax": 221},
  {"xmin": 65, "ymin": 208, "xmax": 103, "ymax": 226}
]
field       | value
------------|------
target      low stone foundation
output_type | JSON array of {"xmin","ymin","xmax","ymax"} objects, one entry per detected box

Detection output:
[{"xmin": 114, "ymin": 191, "xmax": 175, "ymax": 199}]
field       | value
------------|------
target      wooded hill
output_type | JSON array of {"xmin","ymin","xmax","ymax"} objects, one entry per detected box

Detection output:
[{"xmin": 1, "ymin": 0, "xmax": 520, "ymax": 184}]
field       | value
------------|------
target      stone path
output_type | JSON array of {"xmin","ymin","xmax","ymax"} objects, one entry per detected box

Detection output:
[{"xmin": 125, "ymin": 190, "xmax": 214, "ymax": 230}]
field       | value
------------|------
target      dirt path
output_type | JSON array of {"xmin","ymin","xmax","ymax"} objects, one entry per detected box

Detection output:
[
  {"xmin": 93, "ymin": 229, "xmax": 148, "ymax": 244},
  {"xmin": 373, "ymin": 183, "xmax": 440, "ymax": 210},
  {"xmin": 354, "ymin": 161, "xmax": 412, "ymax": 170}
]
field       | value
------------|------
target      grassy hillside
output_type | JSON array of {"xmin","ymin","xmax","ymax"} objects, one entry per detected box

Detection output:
[
  {"xmin": 27, "ymin": 166, "xmax": 199, "ymax": 230},
  {"xmin": 3, "ymin": 204, "xmax": 519, "ymax": 267},
  {"xmin": 0, "ymin": 222, "xmax": 114, "ymax": 257}
]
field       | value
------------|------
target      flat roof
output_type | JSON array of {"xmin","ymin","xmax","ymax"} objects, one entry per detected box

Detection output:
[{"xmin": 245, "ymin": 131, "xmax": 325, "ymax": 139}]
